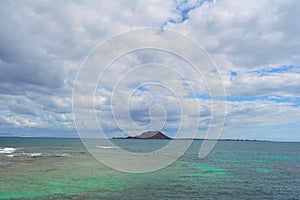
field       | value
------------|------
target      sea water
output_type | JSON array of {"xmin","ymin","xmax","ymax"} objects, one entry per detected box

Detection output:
[{"xmin": 0, "ymin": 137, "xmax": 299, "ymax": 199}]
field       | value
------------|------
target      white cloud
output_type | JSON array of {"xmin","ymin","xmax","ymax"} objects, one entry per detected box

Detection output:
[
  {"xmin": 0, "ymin": 0, "xmax": 299, "ymax": 140},
  {"xmin": 166, "ymin": 0, "xmax": 300, "ymax": 69}
]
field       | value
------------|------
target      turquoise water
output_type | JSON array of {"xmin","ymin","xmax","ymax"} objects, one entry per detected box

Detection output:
[{"xmin": 0, "ymin": 137, "xmax": 299, "ymax": 199}]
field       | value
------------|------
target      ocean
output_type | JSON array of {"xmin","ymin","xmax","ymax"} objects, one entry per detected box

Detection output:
[{"xmin": 0, "ymin": 137, "xmax": 299, "ymax": 199}]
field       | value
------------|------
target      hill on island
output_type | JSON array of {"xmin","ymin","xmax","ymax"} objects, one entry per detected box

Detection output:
[{"xmin": 126, "ymin": 131, "xmax": 171, "ymax": 140}]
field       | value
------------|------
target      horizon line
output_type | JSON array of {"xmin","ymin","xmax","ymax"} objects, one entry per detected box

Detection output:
[{"xmin": 1, "ymin": 135, "xmax": 300, "ymax": 142}]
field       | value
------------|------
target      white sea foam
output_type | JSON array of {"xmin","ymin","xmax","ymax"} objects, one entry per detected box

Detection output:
[
  {"xmin": 55, "ymin": 153, "xmax": 70, "ymax": 157},
  {"xmin": 95, "ymin": 146, "xmax": 120, "ymax": 149},
  {"xmin": 18, "ymin": 152, "xmax": 43, "ymax": 157},
  {"xmin": 3, "ymin": 152, "xmax": 43, "ymax": 158},
  {"xmin": 0, "ymin": 147, "xmax": 16, "ymax": 154},
  {"xmin": 27, "ymin": 153, "xmax": 42, "ymax": 157}
]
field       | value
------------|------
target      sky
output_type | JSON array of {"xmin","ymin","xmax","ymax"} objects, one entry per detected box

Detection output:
[{"xmin": 0, "ymin": 0, "xmax": 299, "ymax": 141}]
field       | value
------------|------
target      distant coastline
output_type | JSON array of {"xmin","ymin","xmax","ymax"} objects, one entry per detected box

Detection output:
[
  {"xmin": 2, "ymin": 134, "xmax": 298, "ymax": 142},
  {"xmin": 111, "ymin": 130, "xmax": 270, "ymax": 142},
  {"xmin": 112, "ymin": 137, "xmax": 269, "ymax": 142}
]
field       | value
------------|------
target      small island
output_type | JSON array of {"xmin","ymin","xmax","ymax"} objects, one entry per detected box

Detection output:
[
  {"xmin": 114, "ymin": 131, "xmax": 172, "ymax": 140},
  {"xmin": 112, "ymin": 131, "xmax": 268, "ymax": 142}
]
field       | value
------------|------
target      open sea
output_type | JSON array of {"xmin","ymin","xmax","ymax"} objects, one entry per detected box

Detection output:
[{"xmin": 0, "ymin": 137, "xmax": 299, "ymax": 199}]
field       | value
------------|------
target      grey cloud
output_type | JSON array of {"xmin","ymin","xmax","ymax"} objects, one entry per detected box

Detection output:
[
  {"xmin": 0, "ymin": 0, "xmax": 299, "ymax": 140},
  {"xmin": 7, "ymin": 102, "xmax": 38, "ymax": 116},
  {"xmin": 0, "ymin": 62, "xmax": 63, "ymax": 89},
  {"xmin": 172, "ymin": 0, "xmax": 300, "ymax": 68},
  {"xmin": 225, "ymin": 72, "xmax": 300, "ymax": 97},
  {"xmin": 33, "ymin": 95, "xmax": 72, "ymax": 114}
]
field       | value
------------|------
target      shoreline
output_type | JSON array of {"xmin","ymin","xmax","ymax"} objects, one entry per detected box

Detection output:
[{"xmin": 1, "ymin": 136, "xmax": 296, "ymax": 142}]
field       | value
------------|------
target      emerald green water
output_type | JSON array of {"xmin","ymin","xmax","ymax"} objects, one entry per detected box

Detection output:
[{"xmin": 0, "ymin": 138, "xmax": 299, "ymax": 199}]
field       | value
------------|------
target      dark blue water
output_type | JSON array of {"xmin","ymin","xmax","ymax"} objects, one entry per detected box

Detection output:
[{"xmin": 0, "ymin": 137, "xmax": 299, "ymax": 199}]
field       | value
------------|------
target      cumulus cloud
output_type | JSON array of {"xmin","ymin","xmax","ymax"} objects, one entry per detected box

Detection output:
[
  {"xmin": 0, "ymin": 0, "xmax": 299, "ymax": 140},
  {"xmin": 167, "ymin": 0, "xmax": 300, "ymax": 68}
]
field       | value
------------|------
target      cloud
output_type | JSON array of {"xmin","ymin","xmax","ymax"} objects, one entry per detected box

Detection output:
[
  {"xmin": 0, "ymin": 0, "xmax": 299, "ymax": 140},
  {"xmin": 159, "ymin": 0, "xmax": 214, "ymax": 32},
  {"xmin": 223, "ymin": 100, "xmax": 300, "ymax": 141},
  {"xmin": 223, "ymin": 65, "xmax": 300, "ymax": 97},
  {"xmin": 166, "ymin": 0, "xmax": 300, "ymax": 68}
]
